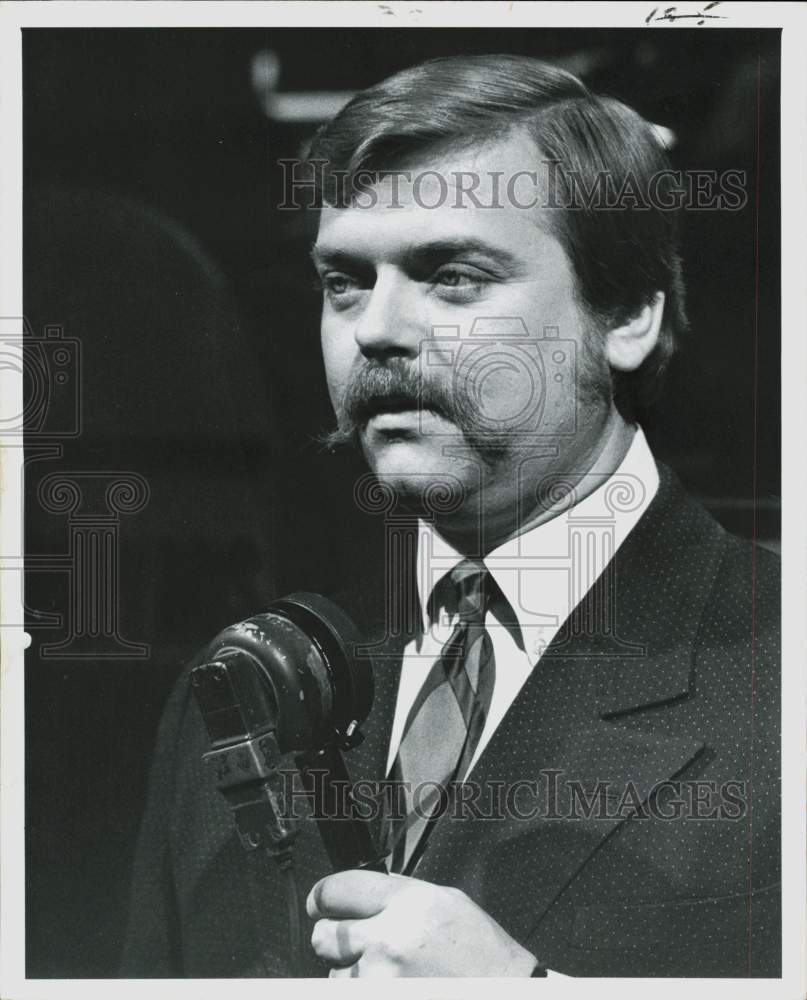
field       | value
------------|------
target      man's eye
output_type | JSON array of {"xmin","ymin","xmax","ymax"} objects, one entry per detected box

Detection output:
[
  {"xmin": 431, "ymin": 266, "xmax": 489, "ymax": 293},
  {"xmin": 321, "ymin": 273, "xmax": 358, "ymax": 297}
]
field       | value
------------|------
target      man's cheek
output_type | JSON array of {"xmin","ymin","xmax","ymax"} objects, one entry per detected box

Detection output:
[{"xmin": 320, "ymin": 344, "xmax": 349, "ymax": 409}]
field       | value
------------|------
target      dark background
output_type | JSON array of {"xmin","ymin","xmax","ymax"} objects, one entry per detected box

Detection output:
[{"xmin": 23, "ymin": 28, "xmax": 780, "ymax": 977}]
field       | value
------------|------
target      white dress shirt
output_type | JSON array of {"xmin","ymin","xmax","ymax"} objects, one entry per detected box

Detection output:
[{"xmin": 385, "ymin": 426, "xmax": 660, "ymax": 778}]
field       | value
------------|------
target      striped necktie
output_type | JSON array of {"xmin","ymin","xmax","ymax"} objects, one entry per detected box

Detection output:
[{"xmin": 385, "ymin": 559, "xmax": 496, "ymax": 874}]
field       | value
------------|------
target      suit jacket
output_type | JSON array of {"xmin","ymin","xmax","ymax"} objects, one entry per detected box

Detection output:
[{"xmin": 120, "ymin": 463, "xmax": 780, "ymax": 978}]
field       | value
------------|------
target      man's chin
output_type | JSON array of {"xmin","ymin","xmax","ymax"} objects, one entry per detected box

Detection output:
[
  {"xmin": 362, "ymin": 434, "xmax": 443, "ymax": 480},
  {"xmin": 360, "ymin": 431, "xmax": 478, "ymax": 512}
]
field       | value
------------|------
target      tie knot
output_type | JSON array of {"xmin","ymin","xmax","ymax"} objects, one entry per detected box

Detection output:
[{"xmin": 448, "ymin": 559, "xmax": 490, "ymax": 622}]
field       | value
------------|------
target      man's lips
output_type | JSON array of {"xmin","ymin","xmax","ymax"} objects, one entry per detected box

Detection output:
[
  {"xmin": 367, "ymin": 408, "xmax": 420, "ymax": 425},
  {"xmin": 360, "ymin": 399, "xmax": 448, "ymax": 420},
  {"xmin": 361, "ymin": 405, "xmax": 454, "ymax": 437},
  {"xmin": 358, "ymin": 398, "xmax": 423, "ymax": 423}
]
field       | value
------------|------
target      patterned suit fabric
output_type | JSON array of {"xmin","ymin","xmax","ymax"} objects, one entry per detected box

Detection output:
[{"xmin": 119, "ymin": 464, "xmax": 781, "ymax": 978}]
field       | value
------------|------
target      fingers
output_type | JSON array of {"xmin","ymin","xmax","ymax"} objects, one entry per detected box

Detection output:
[
  {"xmin": 328, "ymin": 957, "xmax": 401, "ymax": 979},
  {"xmin": 306, "ymin": 869, "xmax": 400, "ymax": 920},
  {"xmin": 311, "ymin": 917, "xmax": 368, "ymax": 966},
  {"xmin": 328, "ymin": 964, "xmax": 359, "ymax": 978}
]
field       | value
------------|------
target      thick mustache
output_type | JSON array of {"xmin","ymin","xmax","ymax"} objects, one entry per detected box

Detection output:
[
  {"xmin": 339, "ymin": 362, "xmax": 455, "ymax": 428},
  {"xmin": 320, "ymin": 359, "xmax": 507, "ymax": 464}
]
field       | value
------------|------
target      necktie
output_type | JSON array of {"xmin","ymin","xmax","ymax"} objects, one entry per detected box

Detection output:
[{"xmin": 385, "ymin": 559, "xmax": 496, "ymax": 874}]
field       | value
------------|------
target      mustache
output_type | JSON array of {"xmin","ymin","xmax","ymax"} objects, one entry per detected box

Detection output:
[
  {"xmin": 319, "ymin": 359, "xmax": 487, "ymax": 453},
  {"xmin": 343, "ymin": 362, "xmax": 459, "ymax": 426},
  {"xmin": 317, "ymin": 340, "xmax": 614, "ymax": 462}
]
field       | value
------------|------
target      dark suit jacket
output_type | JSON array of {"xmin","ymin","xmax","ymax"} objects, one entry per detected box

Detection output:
[{"xmin": 120, "ymin": 463, "xmax": 780, "ymax": 977}]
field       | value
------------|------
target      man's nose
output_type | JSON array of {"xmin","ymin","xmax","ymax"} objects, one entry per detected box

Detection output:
[{"xmin": 353, "ymin": 271, "xmax": 425, "ymax": 361}]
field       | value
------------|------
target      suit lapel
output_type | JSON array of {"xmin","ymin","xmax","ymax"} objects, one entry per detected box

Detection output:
[
  {"xmin": 415, "ymin": 717, "xmax": 704, "ymax": 942},
  {"xmin": 412, "ymin": 464, "xmax": 727, "ymax": 936}
]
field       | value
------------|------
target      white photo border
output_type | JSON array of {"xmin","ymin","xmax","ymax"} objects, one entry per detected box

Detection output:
[{"xmin": 1, "ymin": 4, "xmax": 804, "ymax": 999}]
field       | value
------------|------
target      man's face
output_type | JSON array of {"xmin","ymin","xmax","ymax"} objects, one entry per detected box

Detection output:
[{"xmin": 314, "ymin": 131, "xmax": 614, "ymax": 540}]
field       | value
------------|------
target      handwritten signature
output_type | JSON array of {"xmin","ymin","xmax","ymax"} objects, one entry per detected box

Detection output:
[{"xmin": 646, "ymin": 1, "xmax": 726, "ymax": 25}]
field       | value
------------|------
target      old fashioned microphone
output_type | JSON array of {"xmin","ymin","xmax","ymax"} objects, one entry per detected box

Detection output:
[{"xmin": 190, "ymin": 592, "xmax": 387, "ymax": 972}]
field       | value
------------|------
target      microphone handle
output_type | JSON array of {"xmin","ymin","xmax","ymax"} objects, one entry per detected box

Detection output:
[{"xmin": 295, "ymin": 745, "xmax": 388, "ymax": 873}]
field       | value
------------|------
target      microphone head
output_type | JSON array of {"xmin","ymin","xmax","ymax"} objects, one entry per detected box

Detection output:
[{"xmin": 196, "ymin": 592, "xmax": 374, "ymax": 754}]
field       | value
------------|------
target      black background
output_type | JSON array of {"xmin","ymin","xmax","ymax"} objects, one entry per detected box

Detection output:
[{"xmin": 22, "ymin": 28, "xmax": 780, "ymax": 976}]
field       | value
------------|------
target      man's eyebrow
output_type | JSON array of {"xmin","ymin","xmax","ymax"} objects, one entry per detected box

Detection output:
[
  {"xmin": 405, "ymin": 238, "xmax": 522, "ymax": 270},
  {"xmin": 309, "ymin": 244, "xmax": 360, "ymax": 268},
  {"xmin": 310, "ymin": 238, "xmax": 522, "ymax": 270}
]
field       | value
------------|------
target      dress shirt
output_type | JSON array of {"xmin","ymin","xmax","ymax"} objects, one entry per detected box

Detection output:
[{"xmin": 385, "ymin": 426, "xmax": 660, "ymax": 778}]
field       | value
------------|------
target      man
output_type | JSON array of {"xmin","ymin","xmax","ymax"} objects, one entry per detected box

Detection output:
[{"xmin": 121, "ymin": 55, "xmax": 780, "ymax": 978}]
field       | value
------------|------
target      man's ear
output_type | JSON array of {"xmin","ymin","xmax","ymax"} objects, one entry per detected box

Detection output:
[{"xmin": 605, "ymin": 291, "xmax": 665, "ymax": 372}]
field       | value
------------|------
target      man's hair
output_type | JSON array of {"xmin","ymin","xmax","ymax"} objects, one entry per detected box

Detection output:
[{"xmin": 307, "ymin": 53, "xmax": 687, "ymax": 418}]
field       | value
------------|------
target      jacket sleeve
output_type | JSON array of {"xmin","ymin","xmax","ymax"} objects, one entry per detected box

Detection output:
[{"xmin": 118, "ymin": 672, "xmax": 193, "ymax": 977}]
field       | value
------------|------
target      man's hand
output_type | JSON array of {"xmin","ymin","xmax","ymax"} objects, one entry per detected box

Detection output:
[{"xmin": 306, "ymin": 870, "xmax": 538, "ymax": 978}]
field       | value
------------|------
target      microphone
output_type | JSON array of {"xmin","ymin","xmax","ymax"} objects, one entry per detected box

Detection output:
[{"xmin": 190, "ymin": 592, "xmax": 386, "ymax": 873}]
